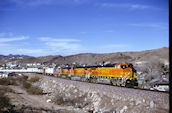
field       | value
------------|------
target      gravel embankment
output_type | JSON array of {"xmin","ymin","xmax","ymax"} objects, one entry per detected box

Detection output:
[{"xmin": 35, "ymin": 75, "xmax": 169, "ymax": 113}]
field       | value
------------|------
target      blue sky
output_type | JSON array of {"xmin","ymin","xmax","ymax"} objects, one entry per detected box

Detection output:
[{"xmin": 0, "ymin": 0, "xmax": 169, "ymax": 56}]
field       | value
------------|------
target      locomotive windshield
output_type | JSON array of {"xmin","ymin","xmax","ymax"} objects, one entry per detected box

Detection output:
[
  {"xmin": 115, "ymin": 65, "xmax": 120, "ymax": 69},
  {"xmin": 128, "ymin": 64, "xmax": 133, "ymax": 67},
  {"xmin": 121, "ymin": 64, "xmax": 132, "ymax": 69},
  {"xmin": 121, "ymin": 65, "xmax": 126, "ymax": 69}
]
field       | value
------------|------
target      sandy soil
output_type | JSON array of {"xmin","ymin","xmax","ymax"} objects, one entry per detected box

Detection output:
[{"xmin": 6, "ymin": 84, "xmax": 87, "ymax": 113}]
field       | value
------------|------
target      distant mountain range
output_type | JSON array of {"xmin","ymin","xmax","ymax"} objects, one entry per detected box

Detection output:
[
  {"xmin": 0, "ymin": 54, "xmax": 34, "ymax": 59},
  {"xmin": 0, "ymin": 47, "xmax": 169, "ymax": 65}
]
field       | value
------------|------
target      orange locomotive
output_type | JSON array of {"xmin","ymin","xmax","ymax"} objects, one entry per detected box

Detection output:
[{"xmin": 59, "ymin": 63, "xmax": 138, "ymax": 87}]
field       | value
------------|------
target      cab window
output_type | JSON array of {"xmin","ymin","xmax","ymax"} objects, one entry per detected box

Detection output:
[
  {"xmin": 121, "ymin": 65, "xmax": 126, "ymax": 69},
  {"xmin": 128, "ymin": 64, "xmax": 133, "ymax": 67},
  {"xmin": 115, "ymin": 65, "xmax": 120, "ymax": 69}
]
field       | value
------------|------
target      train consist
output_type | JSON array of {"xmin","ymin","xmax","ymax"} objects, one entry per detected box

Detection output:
[{"xmin": 42, "ymin": 62, "xmax": 138, "ymax": 87}]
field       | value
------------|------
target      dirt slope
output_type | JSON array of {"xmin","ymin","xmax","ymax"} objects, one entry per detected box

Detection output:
[{"xmin": 35, "ymin": 75, "xmax": 169, "ymax": 113}]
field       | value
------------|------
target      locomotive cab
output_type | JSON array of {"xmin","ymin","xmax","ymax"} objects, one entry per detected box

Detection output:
[
  {"xmin": 128, "ymin": 64, "xmax": 138, "ymax": 86},
  {"xmin": 121, "ymin": 63, "xmax": 138, "ymax": 87}
]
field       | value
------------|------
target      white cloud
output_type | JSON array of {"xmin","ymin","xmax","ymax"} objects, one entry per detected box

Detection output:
[
  {"xmin": 0, "ymin": 33, "xmax": 84, "ymax": 56},
  {"xmin": 100, "ymin": 3, "xmax": 127, "ymax": 7},
  {"xmin": 79, "ymin": 31, "xmax": 96, "ymax": 34},
  {"xmin": 0, "ymin": 33, "xmax": 31, "ymax": 55},
  {"xmin": 39, "ymin": 37, "xmax": 80, "ymax": 42},
  {"xmin": 45, "ymin": 42, "xmax": 80, "ymax": 49},
  {"xmin": 39, "ymin": 37, "xmax": 83, "ymax": 55},
  {"xmin": 10, "ymin": 0, "xmax": 56, "ymax": 6},
  {"xmin": 0, "ymin": 32, "xmax": 14, "ymax": 37},
  {"xmin": 0, "ymin": 48, "xmax": 45, "ymax": 56},
  {"xmin": 99, "ymin": 3, "xmax": 156, "ymax": 10},
  {"xmin": 39, "ymin": 37, "xmax": 132, "ymax": 55},
  {"xmin": 9, "ymin": 0, "xmax": 90, "ymax": 7},
  {"xmin": 130, "ymin": 4, "xmax": 150, "ymax": 9},
  {"xmin": 0, "ymin": 36, "xmax": 83, "ymax": 56},
  {"xmin": 128, "ymin": 23, "xmax": 168, "ymax": 29},
  {"xmin": 17, "ymin": 48, "xmax": 44, "ymax": 54},
  {"xmin": 0, "ymin": 36, "xmax": 29, "ymax": 42}
]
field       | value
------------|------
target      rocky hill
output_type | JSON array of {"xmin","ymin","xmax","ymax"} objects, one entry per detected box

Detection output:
[
  {"xmin": 0, "ymin": 54, "xmax": 33, "ymax": 59},
  {"xmin": 0, "ymin": 47, "xmax": 169, "ymax": 65}
]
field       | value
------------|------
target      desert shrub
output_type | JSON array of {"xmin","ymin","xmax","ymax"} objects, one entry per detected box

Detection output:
[
  {"xmin": 9, "ymin": 80, "xmax": 17, "ymax": 85},
  {"xmin": 0, "ymin": 78, "xmax": 11, "ymax": 85},
  {"xmin": 54, "ymin": 94, "xmax": 65, "ymax": 105},
  {"xmin": 23, "ymin": 82, "xmax": 31, "ymax": 89},
  {"xmin": 29, "ymin": 76, "xmax": 40, "ymax": 83},
  {"xmin": 23, "ymin": 76, "xmax": 28, "ymax": 80},
  {"xmin": 21, "ymin": 75, "xmax": 43, "ymax": 95},
  {"xmin": 14, "ymin": 76, "xmax": 26, "ymax": 83},
  {"xmin": 0, "ymin": 87, "xmax": 14, "ymax": 112},
  {"xmin": 0, "ymin": 86, "xmax": 12, "ymax": 93},
  {"xmin": 54, "ymin": 93, "xmax": 88, "ymax": 108},
  {"xmin": 0, "ymin": 90, "xmax": 10, "ymax": 109},
  {"xmin": 26, "ymin": 86, "xmax": 43, "ymax": 95}
]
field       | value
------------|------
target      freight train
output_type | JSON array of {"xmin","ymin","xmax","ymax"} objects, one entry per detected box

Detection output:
[{"xmin": 42, "ymin": 62, "xmax": 138, "ymax": 87}]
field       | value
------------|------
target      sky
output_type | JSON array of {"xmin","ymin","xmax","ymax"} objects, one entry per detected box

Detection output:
[{"xmin": 0, "ymin": 0, "xmax": 169, "ymax": 56}]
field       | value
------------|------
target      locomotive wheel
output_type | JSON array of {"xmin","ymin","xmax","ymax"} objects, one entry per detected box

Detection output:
[
  {"xmin": 125, "ymin": 80, "xmax": 134, "ymax": 88},
  {"xmin": 125, "ymin": 83, "xmax": 130, "ymax": 88},
  {"xmin": 81, "ymin": 77, "xmax": 84, "ymax": 82},
  {"xmin": 67, "ymin": 76, "xmax": 71, "ymax": 80},
  {"xmin": 116, "ymin": 79, "xmax": 120, "ymax": 86},
  {"xmin": 111, "ymin": 80, "xmax": 117, "ymax": 86},
  {"xmin": 122, "ymin": 82, "xmax": 126, "ymax": 87},
  {"xmin": 86, "ymin": 78, "xmax": 91, "ymax": 83},
  {"xmin": 81, "ymin": 77, "xmax": 87, "ymax": 82},
  {"xmin": 117, "ymin": 79, "xmax": 122, "ymax": 86},
  {"xmin": 91, "ymin": 77, "xmax": 97, "ymax": 83}
]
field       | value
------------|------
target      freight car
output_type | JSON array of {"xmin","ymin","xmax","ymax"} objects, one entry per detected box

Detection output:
[
  {"xmin": 42, "ymin": 67, "xmax": 60, "ymax": 76},
  {"xmin": 59, "ymin": 63, "xmax": 138, "ymax": 87}
]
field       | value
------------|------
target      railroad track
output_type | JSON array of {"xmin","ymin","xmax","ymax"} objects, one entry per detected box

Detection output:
[{"xmin": 40, "ymin": 73, "xmax": 169, "ymax": 94}]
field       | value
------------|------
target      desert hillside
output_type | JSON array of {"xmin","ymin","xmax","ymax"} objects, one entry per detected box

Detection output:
[{"xmin": 0, "ymin": 47, "xmax": 169, "ymax": 65}]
